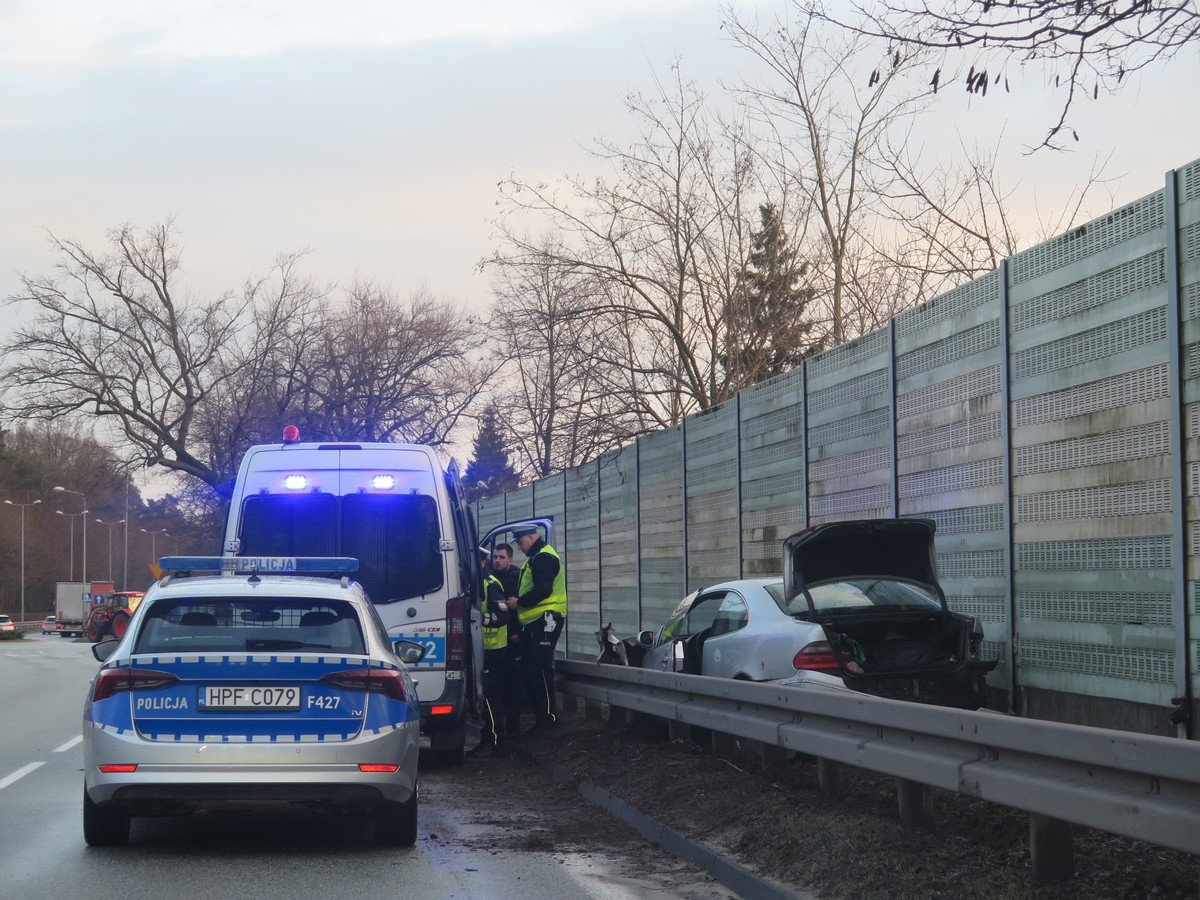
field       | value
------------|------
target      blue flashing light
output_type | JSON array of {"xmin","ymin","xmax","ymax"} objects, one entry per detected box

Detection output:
[
  {"xmin": 159, "ymin": 556, "xmax": 360, "ymax": 574},
  {"xmin": 283, "ymin": 474, "xmax": 309, "ymax": 491},
  {"xmin": 371, "ymin": 474, "xmax": 396, "ymax": 490}
]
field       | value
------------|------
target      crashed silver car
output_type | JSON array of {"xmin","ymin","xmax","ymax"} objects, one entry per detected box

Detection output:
[{"xmin": 598, "ymin": 518, "xmax": 996, "ymax": 709}]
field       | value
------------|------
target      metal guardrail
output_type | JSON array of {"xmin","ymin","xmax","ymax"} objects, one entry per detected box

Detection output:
[{"xmin": 557, "ymin": 660, "xmax": 1200, "ymax": 875}]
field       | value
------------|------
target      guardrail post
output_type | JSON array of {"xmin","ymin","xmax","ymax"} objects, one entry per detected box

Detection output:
[
  {"xmin": 584, "ymin": 698, "xmax": 604, "ymax": 722},
  {"xmin": 1028, "ymin": 813, "xmax": 1074, "ymax": 883},
  {"xmin": 607, "ymin": 704, "xmax": 629, "ymax": 727},
  {"xmin": 816, "ymin": 758, "xmax": 843, "ymax": 799},
  {"xmin": 559, "ymin": 693, "xmax": 578, "ymax": 714},
  {"xmin": 753, "ymin": 740, "xmax": 788, "ymax": 772},
  {"xmin": 668, "ymin": 719, "xmax": 692, "ymax": 744},
  {"xmin": 895, "ymin": 778, "xmax": 933, "ymax": 829},
  {"xmin": 712, "ymin": 729, "xmax": 738, "ymax": 759}
]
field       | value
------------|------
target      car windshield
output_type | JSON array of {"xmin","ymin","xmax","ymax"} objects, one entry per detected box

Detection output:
[
  {"xmin": 781, "ymin": 578, "xmax": 942, "ymax": 617},
  {"xmin": 0, "ymin": 615, "xmax": 11, "ymax": 623},
  {"xmin": 133, "ymin": 597, "xmax": 366, "ymax": 654}
]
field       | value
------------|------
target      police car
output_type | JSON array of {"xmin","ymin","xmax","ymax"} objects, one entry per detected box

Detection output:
[{"xmin": 82, "ymin": 557, "xmax": 425, "ymax": 847}]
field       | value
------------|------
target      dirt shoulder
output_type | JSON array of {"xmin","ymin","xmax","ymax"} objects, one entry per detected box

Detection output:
[{"xmin": 510, "ymin": 707, "xmax": 1198, "ymax": 899}]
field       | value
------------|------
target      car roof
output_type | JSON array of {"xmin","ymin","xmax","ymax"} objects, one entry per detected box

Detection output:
[{"xmin": 147, "ymin": 574, "xmax": 368, "ymax": 604}]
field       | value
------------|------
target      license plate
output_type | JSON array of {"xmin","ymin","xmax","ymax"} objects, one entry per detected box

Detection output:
[{"xmin": 201, "ymin": 686, "xmax": 301, "ymax": 710}]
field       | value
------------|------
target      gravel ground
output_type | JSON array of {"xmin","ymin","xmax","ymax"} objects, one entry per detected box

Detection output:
[{"xmin": 506, "ymin": 706, "xmax": 1200, "ymax": 899}]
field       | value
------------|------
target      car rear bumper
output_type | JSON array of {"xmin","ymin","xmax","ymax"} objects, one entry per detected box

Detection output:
[{"xmin": 84, "ymin": 722, "xmax": 418, "ymax": 808}]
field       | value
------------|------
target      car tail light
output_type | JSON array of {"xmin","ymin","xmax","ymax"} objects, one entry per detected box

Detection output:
[
  {"xmin": 358, "ymin": 763, "xmax": 400, "ymax": 773},
  {"xmin": 445, "ymin": 596, "xmax": 465, "ymax": 670},
  {"xmin": 97, "ymin": 764, "xmax": 138, "ymax": 774},
  {"xmin": 321, "ymin": 668, "xmax": 408, "ymax": 702},
  {"xmin": 92, "ymin": 668, "xmax": 179, "ymax": 702},
  {"xmin": 430, "ymin": 705, "xmax": 454, "ymax": 716},
  {"xmin": 792, "ymin": 641, "xmax": 843, "ymax": 672}
]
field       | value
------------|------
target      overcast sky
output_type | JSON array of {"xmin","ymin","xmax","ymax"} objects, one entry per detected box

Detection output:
[{"xmin": 1, "ymin": 0, "xmax": 1197, "ymax": 330}]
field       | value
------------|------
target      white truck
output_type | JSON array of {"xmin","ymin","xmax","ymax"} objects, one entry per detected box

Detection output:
[{"xmin": 54, "ymin": 581, "xmax": 114, "ymax": 637}]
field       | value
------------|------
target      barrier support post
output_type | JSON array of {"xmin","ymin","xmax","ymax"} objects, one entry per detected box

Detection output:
[
  {"xmin": 1029, "ymin": 813, "xmax": 1074, "ymax": 883},
  {"xmin": 584, "ymin": 698, "xmax": 604, "ymax": 722},
  {"xmin": 816, "ymin": 758, "xmax": 843, "ymax": 799},
  {"xmin": 896, "ymin": 778, "xmax": 934, "ymax": 829}
]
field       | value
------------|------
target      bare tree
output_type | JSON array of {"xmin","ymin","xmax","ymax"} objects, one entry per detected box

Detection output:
[
  {"xmin": 489, "ymin": 66, "xmax": 770, "ymax": 427},
  {"xmin": 724, "ymin": 7, "xmax": 933, "ymax": 345},
  {"xmin": 3, "ymin": 224, "xmax": 490, "ymax": 492},
  {"xmin": 486, "ymin": 246, "xmax": 638, "ymax": 479},
  {"xmin": 807, "ymin": 0, "xmax": 1200, "ymax": 150}
]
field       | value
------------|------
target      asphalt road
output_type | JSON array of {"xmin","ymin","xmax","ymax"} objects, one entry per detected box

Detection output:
[{"xmin": 0, "ymin": 633, "xmax": 730, "ymax": 900}]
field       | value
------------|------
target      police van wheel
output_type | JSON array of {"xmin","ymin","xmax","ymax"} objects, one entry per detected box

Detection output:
[
  {"xmin": 83, "ymin": 790, "xmax": 130, "ymax": 847},
  {"xmin": 376, "ymin": 789, "xmax": 418, "ymax": 847}
]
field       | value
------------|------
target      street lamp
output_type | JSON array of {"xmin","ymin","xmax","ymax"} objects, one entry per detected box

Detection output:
[
  {"xmin": 140, "ymin": 527, "xmax": 169, "ymax": 564},
  {"xmin": 54, "ymin": 486, "xmax": 88, "ymax": 599},
  {"xmin": 55, "ymin": 509, "xmax": 85, "ymax": 580},
  {"xmin": 95, "ymin": 518, "xmax": 126, "ymax": 581},
  {"xmin": 4, "ymin": 499, "xmax": 41, "ymax": 622}
]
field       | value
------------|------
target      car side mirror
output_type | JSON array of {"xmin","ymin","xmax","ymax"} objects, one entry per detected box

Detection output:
[
  {"xmin": 392, "ymin": 639, "xmax": 427, "ymax": 665},
  {"xmin": 637, "ymin": 630, "xmax": 656, "ymax": 648},
  {"xmin": 91, "ymin": 639, "xmax": 120, "ymax": 662}
]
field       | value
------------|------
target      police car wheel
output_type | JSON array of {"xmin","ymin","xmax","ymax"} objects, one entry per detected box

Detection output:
[
  {"xmin": 83, "ymin": 789, "xmax": 130, "ymax": 847},
  {"xmin": 376, "ymin": 789, "xmax": 418, "ymax": 847}
]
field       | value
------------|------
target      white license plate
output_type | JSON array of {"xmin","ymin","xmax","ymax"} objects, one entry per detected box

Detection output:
[{"xmin": 202, "ymin": 686, "xmax": 300, "ymax": 710}]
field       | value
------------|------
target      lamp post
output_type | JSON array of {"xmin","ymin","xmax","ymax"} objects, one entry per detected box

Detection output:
[
  {"xmin": 54, "ymin": 487, "xmax": 88, "ymax": 609},
  {"xmin": 95, "ymin": 518, "xmax": 126, "ymax": 581},
  {"xmin": 140, "ymin": 527, "xmax": 169, "ymax": 565},
  {"xmin": 55, "ymin": 509, "xmax": 85, "ymax": 580},
  {"xmin": 4, "ymin": 499, "xmax": 41, "ymax": 622}
]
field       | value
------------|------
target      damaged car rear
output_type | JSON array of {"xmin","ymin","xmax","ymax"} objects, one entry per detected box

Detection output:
[{"xmin": 779, "ymin": 518, "xmax": 996, "ymax": 709}]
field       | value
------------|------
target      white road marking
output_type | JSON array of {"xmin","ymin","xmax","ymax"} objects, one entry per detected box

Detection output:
[
  {"xmin": 53, "ymin": 735, "xmax": 83, "ymax": 753},
  {"xmin": 0, "ymin": 762, "xmax": 45, "ymax": 789}
]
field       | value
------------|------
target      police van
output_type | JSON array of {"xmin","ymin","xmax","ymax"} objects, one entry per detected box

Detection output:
[{"xmin": 222, "ymin": 431, "xmax": 540, "ymax": 764}]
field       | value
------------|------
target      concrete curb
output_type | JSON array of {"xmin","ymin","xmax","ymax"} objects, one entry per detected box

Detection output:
[{"xmin": 543, "ymin": 760, "xmax": 803, "ymax": 900}]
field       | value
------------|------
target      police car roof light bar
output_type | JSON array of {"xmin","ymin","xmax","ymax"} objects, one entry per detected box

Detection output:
[{"xmin": 158, "ymin": 556, "xmax": 360, "ymax": 576}]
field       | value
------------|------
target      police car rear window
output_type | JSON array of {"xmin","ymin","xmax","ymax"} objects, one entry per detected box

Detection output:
[{"xmin": 134, "ymin": 598, "xmax": 366, "ymax": 655}]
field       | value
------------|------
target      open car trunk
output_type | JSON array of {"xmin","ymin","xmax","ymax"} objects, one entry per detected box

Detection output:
[{"xmin": 820, "ymin": 611, "xmax": 995, "ymax": 709}]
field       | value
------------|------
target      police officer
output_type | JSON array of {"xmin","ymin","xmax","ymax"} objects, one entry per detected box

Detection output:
[
  {"xmin": 468, "ymin": 550, "xmax": 514, "ymax": 759},
  {"xmin": 491, "ymin": 542, "xmax": 524, "ymax": 734},
  {"xmin": 505, "ymin": 526, "xmax": 566, "ymax": 732}
]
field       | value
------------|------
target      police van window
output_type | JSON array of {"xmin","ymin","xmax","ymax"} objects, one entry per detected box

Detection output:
[
  {"xmin": 240, "ymin": 493, "xmax": 338, "ymax": 557},
  {"xmin": 341, "ymin": 493, "xmax": 443, "ymax": 604},
  {"xmin": 239, "ymin": 492, "xmax": 443, "ymax": 605},
  {"xmin": 134, "ymin": 598, "xmax": 366, "ymax": 654}
]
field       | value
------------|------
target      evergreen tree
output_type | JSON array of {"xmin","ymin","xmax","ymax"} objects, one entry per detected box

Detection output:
[
  {"xmin": 464, "ymin": 409, "xmax": 519, "ymax": 503},
  {"xmin": 730, "ymin": 204, "xmax": 822, "ymax": 384}
]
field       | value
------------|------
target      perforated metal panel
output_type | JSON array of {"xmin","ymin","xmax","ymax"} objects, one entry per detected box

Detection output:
[
  {"xmin": 1012, "ymin": 251, "xmax": 1165, "ymax": 332},
  {"xmin": 1014, "ymin": 422, "xmax": 1169, "ymax": 476},
  {"xmin": 894, "ymin": 271, "xmax": 1000, "ymax": 339},
  {"xmin": 564, "ymin": 466, "xmax": 599, "ymax": 660},
  {"xmin": 895, "ymin": 320, "xmax": 1000, "ymax": 380},
  {"xmin": 1012, "ymin": 308, "xmax": 1166, "ymax": 380},
  {"xmin": 599, "ymin": 447, "xmax": 638, "ymax": 635},
  {"xmin": 1011, "ymin": 364, "xmax": 1169, "ymax": 427},
  {"xmin": 897, "ymin": 366, "xmax": 1002, "ymax": 419},
  {"xmin": 740, "ymin": 369, "xmax": 806, "ymax": 576},
  {"xmin": 685, "ymin": 401, "xmax": 738, "ymax": 592},
  {"xmin": 505, "ymin": 485, "xmax": 534, "ymax": 521},
  {"xmin": 1008, "ymin": 192, "xmax": 1164, "ymax": 285},
  {"xmin": 638, "ymin": 427, "xmax": 685, "ymax": 627}
]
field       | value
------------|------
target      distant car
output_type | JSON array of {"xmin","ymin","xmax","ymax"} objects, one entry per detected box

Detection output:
[
  {"xmin": 603, "ymin": 519, "xmax": 997, "ymax": 710},
  {"xmin": 42, "ymin": 615, "xmax": 57, "ymax": 634},
  {"xmin": 82, "ymin": 556, "xmax": 426, "ymax": 847},
  {"xmin": 0, "ymin": 615, "xmax": 14, "ymax": 633}
]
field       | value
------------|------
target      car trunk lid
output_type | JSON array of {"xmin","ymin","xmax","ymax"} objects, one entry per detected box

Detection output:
[{"xmin": 782, "ymin": 518, "xmax": 944, "ymax": 616}]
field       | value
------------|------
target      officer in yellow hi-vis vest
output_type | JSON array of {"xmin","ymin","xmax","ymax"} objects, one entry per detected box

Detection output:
[
  {"xmin": 505, "ymin": 526, "xmax": 566, "ymax": 733},
  {"xmin": 468, "ymin": 549, "xmax": 515, "ymax": 759}
]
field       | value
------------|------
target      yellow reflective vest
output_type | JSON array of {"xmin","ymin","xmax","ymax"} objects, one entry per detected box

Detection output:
[
  {"xmin": 482, "ymin": 573, "xmax": 509, "ymax": 651},
  {"xmin": 516, "ymin": 543, "xmax": 568, "ymax": 625}
]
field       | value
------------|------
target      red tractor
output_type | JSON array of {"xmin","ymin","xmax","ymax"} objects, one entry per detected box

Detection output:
[{"xmin": 84, "ymin": 591, "xmax": 146, "ymax": 642}]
